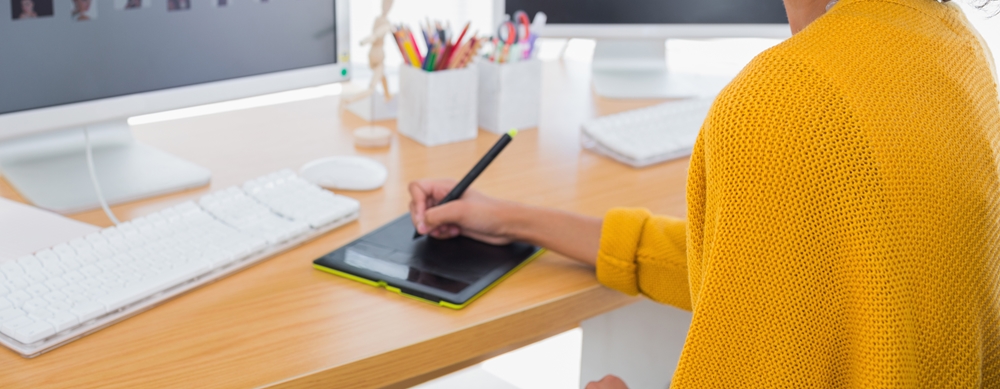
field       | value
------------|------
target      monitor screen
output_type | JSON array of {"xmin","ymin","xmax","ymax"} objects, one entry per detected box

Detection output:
[
  {"xmin": 0, "ymin": 0, "xmax": 337, "ymax": 116},
  {"xmin": 505, "ymin": 0, "xmax": 788, "ymax": 25}
]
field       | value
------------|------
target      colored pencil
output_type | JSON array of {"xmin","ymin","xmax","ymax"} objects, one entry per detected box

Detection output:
[
  {"xmin": 406, "ymin": 29, "xmax": 423, "ymax": 63},
  {"xmin": 403, "ymin": 39, "xmax": 421, "ymax": 68},
  {"xmin": 438, "ymin": 22, "xmax": 470, "ymax": 71}
]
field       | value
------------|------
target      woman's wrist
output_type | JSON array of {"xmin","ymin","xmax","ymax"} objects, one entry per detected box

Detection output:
[
  {"xmin": 497, "ymin": 201, "xmax": 538, "ymax": 244},
  {"xmin": 498, "ymin": 203, "xmax": 603, "ymax": 265}
]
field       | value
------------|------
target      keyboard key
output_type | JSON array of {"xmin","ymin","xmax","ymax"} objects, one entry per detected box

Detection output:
[
  {"xmin": 70, "ymin": 302, "xmax": 105, "ymax": 322},
  {"xmin": 63, "ymin": 271, "xmax": 86, "ymax": 283},
  {"xmin": 2, "ymin": 317, "xmax": 55, "ymax": 344},
  {"xmin": 96, "ymin": 259, "xmax": 119, "ymax": 272},
  {"xmin": 76, "ymin": 251, "xmax": 98, "ymax": 264},
  {"xmin": 1, "ymin": 316, "xmax": 35, "ymax": 332},
  {"xmin": 0, "ymin": 297, "xmax": 11, "ymax": 312},
  {"xmin": 69, "ymin": 238, "xmax": 92, "ymax": 251},
  {"xmin": 22, "ymin": 298, "xmax": 49, "ymax": 313},
  {"xmin": 0, "ymin": 261, "xmax": 24, "ymax": 275},
  {"xmin": 16, "ymin": 256, "xmax": 42, "ymax": 271},
  {"xmin": 59, "ymin": 256, "xmax": 83, "ymax": 270},
  {"xmin": 47, "ymin": 300, "xmax": 72, "ymax": 312},
  {"xmin": 28, "ymin": 309, "xmax": 53, "ymax": 320},
  {"xmin": 25, "ymin": 284, "xmax": 50, "ymax": 297},
  {"xmin": 34, "ymin": 250, "xmax": 59, "ymax": 263},
  {"xmin": 44, "ymin": 277, "xmax": 68, "ymax": 290},
  {"xmin": 42, "ymin": 291, "xmax": 68, "ymax": 304},
  {"xmin": 0, "ymin": 308, "xmax": 26, "ymax": 322},
  {"xmin": 46, "ymin": 310, "xmax": 79, "ymax": 332},
  {"xmin": 5, "ymin": 276, "xmax": 29, "ymax": 290},
  {"xmin": 25, "ymin": 270, "xmax": 49, "ymax": 283},
  {"xmin": 61, "ymin": 285, "xmax": 86, "ymax": 298},
  {"xmin": 7, "ymin": 290, "xmax": 31, "ymax": 306},
  {"xmin": 80, "ymin": 279, "xmax": 104, "ymax": 291},
  {"xmin": 53, "ymin": 244, "xmax": 76, "ymax": 258},
  {"xmin": 91, "ymin": 242, "xmax": 116, "ymax": 257},
  {"xmin": 65, "ymin": 293, "xmax": 91, "ymax": 305}
]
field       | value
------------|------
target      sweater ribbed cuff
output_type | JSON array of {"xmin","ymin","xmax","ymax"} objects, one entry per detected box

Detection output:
[{"xmin": 596, "ymin": 208, "xmax": 652, "ymax": 296}]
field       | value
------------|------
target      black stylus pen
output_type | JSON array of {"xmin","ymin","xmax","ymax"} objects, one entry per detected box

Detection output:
[{"xmin": 414, "ymin": 129, "xmax": 518, "ymax": 239}]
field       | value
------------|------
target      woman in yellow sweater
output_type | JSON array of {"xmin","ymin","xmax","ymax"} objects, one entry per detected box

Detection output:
[{"xmin": 410, "ymin": 0, "xmax": 1000, "ymax": 386}]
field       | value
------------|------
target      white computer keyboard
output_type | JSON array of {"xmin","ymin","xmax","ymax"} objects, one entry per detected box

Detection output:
[
  {"xmin": 581, "ymin": 97, "xmax": 715, "ymax": 167},
  {"xmin": 0, "ymin": 170, "xmax": 359, "ymax": 357}
]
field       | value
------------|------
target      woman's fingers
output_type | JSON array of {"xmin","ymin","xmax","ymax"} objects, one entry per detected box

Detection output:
[
  {"xmin": 409, "ymin": 179, "xmax": 461, "ymax": 234},
  {"xmin": 585, "ymin": 375, "xmax": 628, "ymax": 389},
  {"xmin": 429, "ymin": 225, "xmax": 459, "ymax": 240},
  {"xmin": 408, "ymin": 181, "xmax": 430, "ymax": 230},
  {"xmin": 423, "ymin": 201, "xmax": 466, "ymax": 232}
]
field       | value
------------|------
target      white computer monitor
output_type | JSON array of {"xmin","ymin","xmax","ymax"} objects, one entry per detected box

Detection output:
[
  {"xmin": 0, "ymin": 0, "xmax": 351, "ymax": 214},
  {"xmin": 495, "ymin": 0, "xmax": 791, "ymax": 98}
]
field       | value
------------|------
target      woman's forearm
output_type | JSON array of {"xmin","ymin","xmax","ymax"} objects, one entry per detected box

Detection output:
[{"xmin": 505, "ymin": 204, "xmax": 602, "ymax": 266}]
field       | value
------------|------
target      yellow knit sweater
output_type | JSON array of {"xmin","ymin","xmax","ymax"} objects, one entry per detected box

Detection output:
[{"xmin": 595, "ymin": 0, "xmax": 1000, "ymax": 386}]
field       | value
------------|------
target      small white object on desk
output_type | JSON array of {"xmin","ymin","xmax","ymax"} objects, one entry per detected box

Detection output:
[
  {"xmin": 397, "ymin": 65, "xmax": 479, "ymax": 146},
  {"xmin": 478, "ymin": 59, "xmax": 542, "ymax": 134},
  {"xmin": 299, "ymin": 156, "xmax": 388, "ymax": 191},
  {"xmin": 581, "ymin": 97, "xmax": 715, "ymax": 168},
  {"xmin": 353, "ymin": 126, "xmax": 393, "ymax": 148}
]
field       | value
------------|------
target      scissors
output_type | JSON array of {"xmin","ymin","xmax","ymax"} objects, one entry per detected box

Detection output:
[
  {"xmin": 496, "ymin": 10, "xmax": 531, "ymax": 62},
  {"xmin": 497, "ymin": 10, "xmax": 531, "ymax": 44}
]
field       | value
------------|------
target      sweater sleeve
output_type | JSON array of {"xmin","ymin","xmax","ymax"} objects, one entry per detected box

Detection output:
[{"xmin": 596, "ymin": 208, "xmax": 691, "ymax": 311}]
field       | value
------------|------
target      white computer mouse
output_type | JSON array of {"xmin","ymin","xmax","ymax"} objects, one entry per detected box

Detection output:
[{"xmin": 299, "ymin": 156, "xmax": 388, "ymax": 191}]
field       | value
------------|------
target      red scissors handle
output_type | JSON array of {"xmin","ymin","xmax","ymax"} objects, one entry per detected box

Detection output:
[{"xmin": 497, "ymin": 21, "xmax": 517, "ymax": 45}]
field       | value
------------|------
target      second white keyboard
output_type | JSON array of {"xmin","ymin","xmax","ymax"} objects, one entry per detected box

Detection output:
[
  {"xmin": 581, "ymin": 97, "xmax": 715, "ymax": 167},
  {"xmin": 0, "ymin": 170, "xmax": 359, "ymax": 358}
]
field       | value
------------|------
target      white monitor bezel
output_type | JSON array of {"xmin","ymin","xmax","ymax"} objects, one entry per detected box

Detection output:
[{"xmin": 0, "ymin": 0, "xmax": 351, "ymax": 142}]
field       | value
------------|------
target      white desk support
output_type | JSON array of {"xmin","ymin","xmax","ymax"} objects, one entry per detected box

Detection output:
[
  {"xmin": 0, "ymin": 121, "xmax": 211, "ymax": 214},
  {"xmin": 581, "ymin": 298, "xmax": 692, "ymax": 388},
  {"xmin": 591, "ymin": 40, "xmax": 731, "ymax": 99}
]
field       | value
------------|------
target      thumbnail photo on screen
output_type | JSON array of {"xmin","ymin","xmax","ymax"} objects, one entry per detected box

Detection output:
[
  {"xmin": 167, "ymin": 0, "xmax": 190, "ymax": 11},
  {"xmin": 10, "ymin": 0, "xmax": 53, "ymax": 20},
  {"xmin": 114, "ymin": 0, "xmax": 151, "ymax": 10},
  {"xmin": 71, "ymin": 0, "xmax": 96, "ymax": 21}
]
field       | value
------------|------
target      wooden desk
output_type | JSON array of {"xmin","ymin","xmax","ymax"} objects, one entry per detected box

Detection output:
[{"xmin": 0, "ymin": 60, "xmax": 689, "ymax": 388}]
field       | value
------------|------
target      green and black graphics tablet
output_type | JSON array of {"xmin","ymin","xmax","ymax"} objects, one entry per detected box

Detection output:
[{"xmin": 313, "ymin": 214, "xmax": 544, "ymax": 309}]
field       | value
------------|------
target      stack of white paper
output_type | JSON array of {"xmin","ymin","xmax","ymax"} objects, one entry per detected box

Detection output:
[{"xmin": 0, "ymin": 197, "xmax": 99, "ymax": 261}]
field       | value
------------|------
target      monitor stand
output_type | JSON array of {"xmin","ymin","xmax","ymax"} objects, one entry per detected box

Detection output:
[
  {"xmin": 0, "ymin": 120, "xmax": 211, "ymax": 214},
  {"xmin": 591, "ymin": 39, "xmax": 732, "ymax": 99}
]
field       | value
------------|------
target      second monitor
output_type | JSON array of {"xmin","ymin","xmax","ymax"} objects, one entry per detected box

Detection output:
[{"xmin": 499, "ymin": 0, "xmax": 790, "ymax": 98}]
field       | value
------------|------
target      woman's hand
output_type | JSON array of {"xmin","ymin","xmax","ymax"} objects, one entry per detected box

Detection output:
[
  {"xmin": 407, "ymin": 179, "xmax": 604, "ymax": 265},
  {"xmin": 408, "ymin": 179, "xmax": 520, "ymax": 245},
  {"xmin": 585, "ymin": 375, "xmax": 629, "ymax": 389}
]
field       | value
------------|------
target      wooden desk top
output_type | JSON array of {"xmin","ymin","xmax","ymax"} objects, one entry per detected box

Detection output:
[{"xmin": 0, "ymin": 60, "xmax": 690, "ymax": 388}]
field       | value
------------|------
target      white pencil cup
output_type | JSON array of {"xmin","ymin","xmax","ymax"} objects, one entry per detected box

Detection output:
[
  {"xmin": 477, "ymin": 59, "xmax": 542, "ymax": 134},
  {"xmin": 397, "ymin": 65, "xmax": 479, "ymax": 147}
]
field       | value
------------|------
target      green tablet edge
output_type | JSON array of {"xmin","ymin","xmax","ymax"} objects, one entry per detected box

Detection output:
[{"xmin": 312, "ymin": 248, "xmax": 547, "ymax": 310}]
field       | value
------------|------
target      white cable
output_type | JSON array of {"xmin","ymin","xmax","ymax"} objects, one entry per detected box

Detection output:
[{"xmin": 83, "ymin": 127, "xmax": 121, "ymax": 225}]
